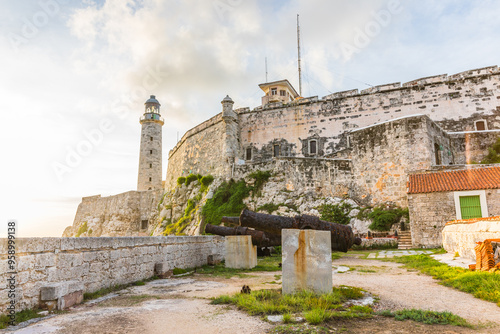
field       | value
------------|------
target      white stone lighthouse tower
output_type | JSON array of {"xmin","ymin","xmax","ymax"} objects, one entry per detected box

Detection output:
[{"xmin": 137, "ymin": 95, "xmax": 164, "ymax": 191}]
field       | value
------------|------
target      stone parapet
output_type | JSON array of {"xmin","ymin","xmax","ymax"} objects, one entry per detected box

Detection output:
[{"xmin": 0, "ymin": 236, "xmax": 224, "ymax": 314}]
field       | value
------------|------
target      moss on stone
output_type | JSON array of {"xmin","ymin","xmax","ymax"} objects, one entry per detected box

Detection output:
[{"xmin": 75, "ymin": 222, "xmax": 88, "ymax": 237}]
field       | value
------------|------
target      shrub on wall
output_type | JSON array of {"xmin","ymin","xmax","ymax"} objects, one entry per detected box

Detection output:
[
  {"xmin": 318, "ymin": 203, "xmax": 352, "ymax": 225},
  {"xmin": 202, "ymin": 179, "xmax": 251, "ymax": 227},
  {"xmin": 177, "ymin": 177, "xmax": 186, "ymax": 186},
  {"xmin": 368, "ymin": 206, "xmax": 409, "ymax": 231},
  {"xmin": 248, "ymin": 170, "xmax": 271, "ymax": 197},
  {"xmin": 200, "ymin": 175, "xmax": 214, "ymax": 192},
  {"xmin": 185, "ymin": 174, "xmax": 199, "ymax": 186},
  {"xmin": 481, "ymin": 137, "xmax": 500, "ymax": 164}
]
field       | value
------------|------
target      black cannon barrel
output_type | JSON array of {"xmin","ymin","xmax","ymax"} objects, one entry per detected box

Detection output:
[
  {"xmin": 221, "ymin": 216, "xmax": 240, "ymax": 226},
  {"xmin": 239, "ymin": 209, "xmax": 361, "ymax": 252},
  {"xmin": 204, "ymin": 224, "xmax": 281, "ymax": 247}
]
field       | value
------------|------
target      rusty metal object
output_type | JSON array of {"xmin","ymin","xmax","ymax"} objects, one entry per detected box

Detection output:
[
  {"xmin": 204, "ymin": 224, "xmax": 281, "ymax": 247},
  {"xmin": 221, "ymin": 216, "xmax": 240, "ymax": 226},
  {"xmin": 239, "ymin": 209, "xmax": 361, "ymax": 252}
]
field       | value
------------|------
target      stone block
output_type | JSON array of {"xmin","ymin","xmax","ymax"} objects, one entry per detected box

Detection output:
[
  {"xmin": 40, "ymin": 280, "xmax": 84, "ymax": 310},
  {"xmin": 225, "ymin": 236, "xmax": 257, "ymax": 269},
  {"xmin": 282, "ymin": 229, "xmax": 332, "ymax": 294}
]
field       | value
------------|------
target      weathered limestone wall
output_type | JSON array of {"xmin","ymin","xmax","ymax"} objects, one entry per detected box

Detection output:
[
  {"xmin": 350, "ymin": 115, "xmax": 452, "ymax": 207},
  {"xmin": 0, "ymin": 236, "xmax": 224, "ymax": 314},
  {"xmin": 239, "ymin": 66, "xmax": 500, "ymax": 162},
  {"xmin": 166, "ymin": 113, "xmax": 226, "ymax": 190},
  {"xmin": 450, "ymin": 130, "xmax": 500, "ymax": 164},
  {"xmin": 442, "ymin": 220, "xmax": 500, "ymax": 260},
  {"xmin": 408, "ymin": 188, "xmax": 500, "ymax": 248},
  {"xmin": 63, "ymin": 190, "xmax": 162, "ymax": 237},
  {"xmin": 234, "ymin": 157, "xmax": 353, "ymax": 199},
  {"xmin": 408, "ymin": 192, "xmax": 456, "ymax": 248}
]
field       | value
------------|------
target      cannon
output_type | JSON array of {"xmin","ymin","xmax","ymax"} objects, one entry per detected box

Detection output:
[
  {"xmin": 239, "ymin": 209, "xmax": 361, "ymax": 252},
  {"xmin": 204, "ymin": 224, "xmax": 281, "ymax": 247}
]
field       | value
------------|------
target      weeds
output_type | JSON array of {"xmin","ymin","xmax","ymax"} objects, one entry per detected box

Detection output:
[
  {"xmin": 211, "ymin": 286, "xmax": 372, "ymax": 325},
  {"xmin": 379, "ymin": 309, "xmax": 472, "ymax": 327},
  {"xmin": 389, "ymin": 254, "xmax": 500, "ymax": 306}
]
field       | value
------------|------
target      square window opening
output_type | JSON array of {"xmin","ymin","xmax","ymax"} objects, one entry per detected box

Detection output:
[{"xmin": 141, "ymin": 220, "xmax": 148, "ymax": 230}]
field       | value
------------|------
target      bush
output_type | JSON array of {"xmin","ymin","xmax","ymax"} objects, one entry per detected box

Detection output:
[
  {"xmin": 368, "ymin": 206, "xmax": 408, "ymax": 231},
  {"xmin": 249, "ymin": 170, "xmax": 271, "ymax": 197},
  {"xmin": 480, "ymin": 136, "xmax": 500, "ymax": 164},
  {"xmin": 177, "ymin": 177, "xmax": 186, "ymax": 185},
  {"xmin": 185, "ymin": 174, "xmax": 199, "ymax": 186},
  {"xmin": 202, "ymin": 179, "xmax": 251, "ymax": 226},
  {"xmin": 318, "ymin": 202, "xmax": 351, "ymax": 225},
  {"xmin": 200, "ymin": 175, "xmax": 214, "ymax": 192}
]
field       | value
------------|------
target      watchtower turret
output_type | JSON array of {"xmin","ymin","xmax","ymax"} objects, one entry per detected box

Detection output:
[{"xmin": 137, "ymin": 95, "xmax": 164, "ymax": 191}]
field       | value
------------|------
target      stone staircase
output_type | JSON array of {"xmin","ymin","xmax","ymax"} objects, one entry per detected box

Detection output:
[{"xmin": 398, "ymin": 231, "xmax": 413, "ymax": 250}]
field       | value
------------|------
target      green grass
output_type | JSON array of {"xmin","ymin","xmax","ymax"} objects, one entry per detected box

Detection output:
[
  {"xmin": 0, "ymin": 308, "xmax": 44, "ymax": 328},
  {"xmin": 196, "ymin": 254, "xmax": 282, "ymax": 278},
  {"xmin": 270, "ymin": 324, "xmax": 331, "ymax": 334},
  {"xmin": 202, "ymin": 179, "xmax": 251, "ymax": 226},
  {"xmin": 211, "ymin": 286, "xmax": 372, "ymax": 325},
  {"xmin": 379, "ymin": 309, "xmax": 472, "ymax": 327},
  {"xmin": 387, "ymin": 254, "xmax": 500, "ymax": 306},
  {"xmin": 83, "ymin": 276, "xmax": 159, "ymax": 300}
]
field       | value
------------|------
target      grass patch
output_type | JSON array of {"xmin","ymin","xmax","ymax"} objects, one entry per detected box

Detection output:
[
  {"xmin": 270, "ymin": 324, "xmax": 330, "ymax": 334},
  {"xmin": 83, "ymin": 276, "xmax": 159, "ymax": 301},
  {"xmin": 379, "ymin": 309, "xmax": 472, "ymax": 327},
  {"xmin": 387, "ymin": 254, "xmax": 500, "ymax": 306},
  {"xmin": 211, "ymin": 286, "xmax": 371, "ymax": 325},
  {"xmin": 196, "ymin": 254, "xmax": 282, "ymax": 278},
  {"xmin": 0, "ymin": 308, "xmax": 44, "ymax": 328}
]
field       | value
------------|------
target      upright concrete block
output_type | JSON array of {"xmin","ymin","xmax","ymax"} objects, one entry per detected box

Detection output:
[
  {"xmin": 225, "ymin": 236, "xmax": 257, "ymax": 269},
  {"xmin": 282, "ymin": 229, "xmax": 332, "ymax": 294}
]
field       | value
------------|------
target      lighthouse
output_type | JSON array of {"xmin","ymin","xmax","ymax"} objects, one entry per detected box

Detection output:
[{"xmin": 137, "ymin": 95, "xmax": 164, "ymax": 191}]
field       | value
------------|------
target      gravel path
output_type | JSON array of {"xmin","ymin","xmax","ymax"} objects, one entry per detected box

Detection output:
[{"xmin": 333, "ymin": 256, "xmax": 500, "ymax": 330}]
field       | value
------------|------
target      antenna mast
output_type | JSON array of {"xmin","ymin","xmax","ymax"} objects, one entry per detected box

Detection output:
[
  {"xmin": 265, "ymin": 57, "xmax": 268, "ymax": 82},
  {"xmin": 297, "ymin": 14, "xmax": 302, "ymax": 97}
]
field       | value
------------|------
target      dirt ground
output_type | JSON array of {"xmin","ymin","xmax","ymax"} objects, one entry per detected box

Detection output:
[{"xmin": 7, "ymin": 253, "xmax": 500, "ymax": 334}]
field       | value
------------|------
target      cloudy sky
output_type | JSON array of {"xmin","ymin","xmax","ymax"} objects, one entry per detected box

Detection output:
[{"xmin": 1, "ymin": 0, "xmax": 499, "ymax": 237}]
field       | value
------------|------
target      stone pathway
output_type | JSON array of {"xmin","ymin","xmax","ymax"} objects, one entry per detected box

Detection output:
[{"xmin": 367, "ymin": 250, "xmax": 433, "ymax": 258}]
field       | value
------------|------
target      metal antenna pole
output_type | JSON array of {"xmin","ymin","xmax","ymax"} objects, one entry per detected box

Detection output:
[
  {"xmin": 265, "ymin": 57, "xmax": 268, "ymax": 82},
  {"xmin": 297, "ymin": 14, "xmax": 302, "ymax": 97}
]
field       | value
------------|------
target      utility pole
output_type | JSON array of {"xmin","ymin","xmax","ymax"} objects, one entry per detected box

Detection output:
[{"xmin": 297, "ymin": 14, "xmax": 302, "ymax": 97}]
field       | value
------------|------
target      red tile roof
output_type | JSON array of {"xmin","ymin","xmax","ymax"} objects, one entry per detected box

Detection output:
[
  {"xmin": 446, "ymin": 216, "xmax": 500, "ymax": 226},
  {"xmin": 408, "ymin": 166, "xmax": 500, "ymax": 194}
]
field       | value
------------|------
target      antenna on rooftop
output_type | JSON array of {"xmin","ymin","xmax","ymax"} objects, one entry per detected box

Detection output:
[
  {"xmin": 297, "ymin": 14, "xmax": 302, "ymax": 97},
  {"xmin": 265, "ymin": 57, "xmax": 268, "ymax": 82}
]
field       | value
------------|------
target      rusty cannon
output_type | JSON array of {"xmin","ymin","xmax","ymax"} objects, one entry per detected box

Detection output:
[
  {"xmin": 238, "ymin": 209, "xmax": 362, "ymax": 252},
  {"xmin": 204, "ymin": 224, "xmax": 281, "ymax": 247}
]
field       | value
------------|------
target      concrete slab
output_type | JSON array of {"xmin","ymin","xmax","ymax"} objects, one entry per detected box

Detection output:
[
  {"xmin": 282, "ymin": 229, "xmax": 332, "ymax": 294},
  {"xmin": 224, "ymin": 236, "xmax": 257, "ymax": 269}
]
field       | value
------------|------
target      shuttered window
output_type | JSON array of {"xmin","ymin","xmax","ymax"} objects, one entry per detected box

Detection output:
[{"xmin": 459, "ymin": 195, "xmax": 482, "ymax": 219}]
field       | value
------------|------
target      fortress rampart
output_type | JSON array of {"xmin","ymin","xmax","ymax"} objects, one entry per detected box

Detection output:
[
  {"xmin": 0, "ymin": 236, "xmax": 224, "ymax": 314},
  {"xmin": 165, "ymin": 66, "xmax": 500, "ymax": 191}
]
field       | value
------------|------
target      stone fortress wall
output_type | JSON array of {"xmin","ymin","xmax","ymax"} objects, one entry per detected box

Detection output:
[
  {"xmin": 63, "ymin": 190, "xmax": 162, "ymax": 238},
  {"xmin": 165, "ymin": 114, "xmax": 227, "ymax": 189},
  {"xmin": 0, "ymin": 236, "xmax": 224, "ymax": 314},
  {"xmin": 165, "ymin": 66, "xmax": 500, "ymax": 195}
]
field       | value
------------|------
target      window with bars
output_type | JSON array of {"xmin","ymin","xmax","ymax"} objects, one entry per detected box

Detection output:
[{"xmin": 459, "ymin": 195, "xmax": 482, "ymax": 220}]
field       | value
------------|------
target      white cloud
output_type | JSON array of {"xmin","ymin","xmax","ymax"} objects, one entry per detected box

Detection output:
[{"xmin": 1, "ymin": 0, "xmax": 500, "ymax": 236}]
